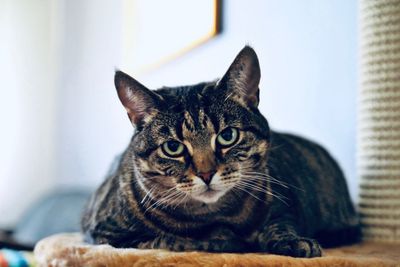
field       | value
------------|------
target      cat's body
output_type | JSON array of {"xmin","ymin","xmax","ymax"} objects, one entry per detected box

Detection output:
[{"xmin": 82, "ymin": 47, "xmax": 360, "ymax": 257}]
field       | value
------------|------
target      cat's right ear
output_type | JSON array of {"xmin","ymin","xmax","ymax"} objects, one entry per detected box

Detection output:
[
  {"xmin": 114, "ymin": 71, "xmax": 161, "ymax": 127},
  {"xmin": 218, "ymin": 46, "xmax": 261, "ymax": 108}
]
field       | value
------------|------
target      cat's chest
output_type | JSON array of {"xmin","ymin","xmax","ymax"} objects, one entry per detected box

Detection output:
[{"xmin": 145, "ymin": 199, "xmax": 271, "ymax": 240}]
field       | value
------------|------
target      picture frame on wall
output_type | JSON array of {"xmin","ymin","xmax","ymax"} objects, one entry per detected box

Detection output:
[{"xmin": 122, "ymin": 0, "xmax": 222, "ymax": 74}]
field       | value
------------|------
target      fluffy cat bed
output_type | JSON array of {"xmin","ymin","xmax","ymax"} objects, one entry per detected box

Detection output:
[{"xmin": 34, "ymin": 233, "xmax": 400, "ymax": 267}]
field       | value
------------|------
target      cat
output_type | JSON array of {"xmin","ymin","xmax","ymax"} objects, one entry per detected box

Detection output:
[{"xmin": 81, "ymin": 46, "xmax": 360, "ymax": 258}]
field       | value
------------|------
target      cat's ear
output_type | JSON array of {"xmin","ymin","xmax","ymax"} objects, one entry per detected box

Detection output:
[
  {"xmin": 114, "ymin": 71, "xmax": 161, "ymax": 127},
  {"xmin": 219, "ymin": 46, "xmax": 261, "ymax": 108}
]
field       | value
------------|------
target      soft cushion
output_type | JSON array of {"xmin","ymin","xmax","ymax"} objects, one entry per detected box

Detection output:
[{"xmin": 34, "ymin": 233, "xmax": 400, "ymax": 267}]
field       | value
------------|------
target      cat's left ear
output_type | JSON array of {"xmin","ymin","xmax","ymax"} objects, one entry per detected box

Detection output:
[{"xmin": 218, "ymin": 46, "xmax": 261, "ymax": 108}]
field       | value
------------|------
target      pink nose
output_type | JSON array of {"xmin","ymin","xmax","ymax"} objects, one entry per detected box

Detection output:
[{"xmin": 197, "ymin": 171, "xmax": 215, "ymax": 185}]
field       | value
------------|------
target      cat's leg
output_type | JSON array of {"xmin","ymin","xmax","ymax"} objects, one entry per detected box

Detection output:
[
  {"xmin": 258, "ymin": 219, "xmax": 322, "ymax": 258},
  {"xmin": 137, "ymin": 232, "xmax": 248, "ymax": 252}
]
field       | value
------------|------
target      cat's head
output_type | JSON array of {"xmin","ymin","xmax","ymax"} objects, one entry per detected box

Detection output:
[{"xmin": 115, "ymin": 46, "xmax": 270, "ymax": 205}]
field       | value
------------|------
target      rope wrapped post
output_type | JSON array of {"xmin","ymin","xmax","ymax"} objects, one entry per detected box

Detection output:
[{"xmin": 358, "ymin": 0, "xmax": 400, "ymax": 242}]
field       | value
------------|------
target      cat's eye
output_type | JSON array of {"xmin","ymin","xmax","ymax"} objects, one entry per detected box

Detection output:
[
  {"xmin": 217, "ymin": 127, "xmax": 239, "ymax": 147},
  {"xmin": 162, "ymin": 141, "xmax": 185, "ymax": 157}
]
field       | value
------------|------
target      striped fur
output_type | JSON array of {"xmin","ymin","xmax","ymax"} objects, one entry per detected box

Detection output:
[{"xmin": 81, "ymin": 46, "xmax": 360, "ymax": 258}]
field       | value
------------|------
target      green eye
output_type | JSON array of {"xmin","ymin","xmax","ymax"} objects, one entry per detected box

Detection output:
[
  {"xmin": 162, "ymin": 141, "xmax": 185, "ymax": 157},
  {"xmin": 217, "ymin": 127, "xmax": 239, "ymax": 147}
]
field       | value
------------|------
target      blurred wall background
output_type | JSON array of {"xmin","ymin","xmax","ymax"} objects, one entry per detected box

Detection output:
[
  {"xmin": 0, "ymin": 0, "xmax": 357, "ymax": 228},
  {"xmin": 0, "ymin": 0, "xmax": 60, "ymax": 228}
]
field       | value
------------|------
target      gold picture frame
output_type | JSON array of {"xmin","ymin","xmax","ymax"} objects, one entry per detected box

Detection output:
[{"xmin": 122, "ymin": 0, "xmax": 222, "ymax": 74}]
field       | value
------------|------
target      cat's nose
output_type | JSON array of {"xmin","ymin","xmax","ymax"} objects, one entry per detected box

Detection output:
[{"xmin": 197, "ymin": 171, "xmax": 216, "ymax": 185}]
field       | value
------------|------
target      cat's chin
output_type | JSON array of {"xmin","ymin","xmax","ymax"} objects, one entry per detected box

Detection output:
[{"xmin": 191, "ymin": 189, "xmax": 226, "ymax": 204}]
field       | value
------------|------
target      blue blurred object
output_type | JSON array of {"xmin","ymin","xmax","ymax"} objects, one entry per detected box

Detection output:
[{"xmin": 9, "ymin": 188, "xmax": 92, "ymax": 247}]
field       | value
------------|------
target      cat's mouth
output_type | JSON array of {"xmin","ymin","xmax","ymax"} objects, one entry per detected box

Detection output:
[{"xmin": 192, "ymin": 187, "xmax": 226, "ymax": 204}]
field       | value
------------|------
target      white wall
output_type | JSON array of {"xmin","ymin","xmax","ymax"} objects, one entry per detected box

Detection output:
[
  {"xmin": 55, "ymin": 0, "xmax": 126, "ymax": 187},
  {"xmin": 0, "ymin": 0, "xmax": 60, "ymax": 227},
  {"xmin": 0, "ymin": 0, "xmax": 357, "ymax": 227}
]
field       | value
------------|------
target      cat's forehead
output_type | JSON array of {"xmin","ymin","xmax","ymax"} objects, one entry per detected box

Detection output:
[
  {"xmin": 146, "ymin": 84, "xmax": 225, "ymax": 145},
  {"xmin": 155, "ymin": 81, "xmax": 214, "ymax": 98},
  {"xmin": 181, "ymin": 109, "xmax": 218, "ymax": 145},
  {"xmin": 155, "ymin": 81, "xmax": 216, "ymax": 110},
  {"xmin": 154, "ymin": 84, "xmax": 244, "ymax": 128}
]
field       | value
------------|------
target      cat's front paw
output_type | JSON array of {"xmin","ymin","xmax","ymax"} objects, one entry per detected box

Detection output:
[
  {"xmin": 137, "ymin": 235, "xmax": 250, "ymax": 253},
  {"xmin": 205, "ymin": 238, "xmax": 252, "ymax": 253},
  {"xmin": 137, "ymin": 236, "xmax": 197, "ymax": 251},
  {"xmin": 265, "ymin": 235, "xmax": 322, "ymax": 258}
]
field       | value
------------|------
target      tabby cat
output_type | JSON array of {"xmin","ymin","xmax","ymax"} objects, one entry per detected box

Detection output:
[{"xmin": 81, "ymin": 46, "xmax": 360, "ymax": 257}]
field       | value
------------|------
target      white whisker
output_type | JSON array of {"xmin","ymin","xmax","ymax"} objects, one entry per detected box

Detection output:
[
  {"xmin": 233, "ymin": 185, "xmax": 266, "ymax": 203},
  {"xmin": 240, "ymin": 174, "xmax": 289, "ymax": 189}
]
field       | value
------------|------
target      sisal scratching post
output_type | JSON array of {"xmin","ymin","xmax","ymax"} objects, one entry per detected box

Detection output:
[{"xmin": 358, "ymin": 0, "xmax": 400, "ymax": 242}]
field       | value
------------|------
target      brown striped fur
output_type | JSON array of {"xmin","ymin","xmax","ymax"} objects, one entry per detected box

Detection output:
[{"xmin": 81, "ymin": 46, "xmax": 360, "ymax": 258}]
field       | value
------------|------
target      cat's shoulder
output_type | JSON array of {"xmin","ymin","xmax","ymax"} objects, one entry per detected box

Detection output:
[{"xmin": 269, "ymin": 131, "xmax": 330, "ymax": 156}]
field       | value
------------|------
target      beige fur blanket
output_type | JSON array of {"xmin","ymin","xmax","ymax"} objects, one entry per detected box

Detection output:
[{"xmin": 34, "ymin": 233, "xmax": 400, "ymax": 267}]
